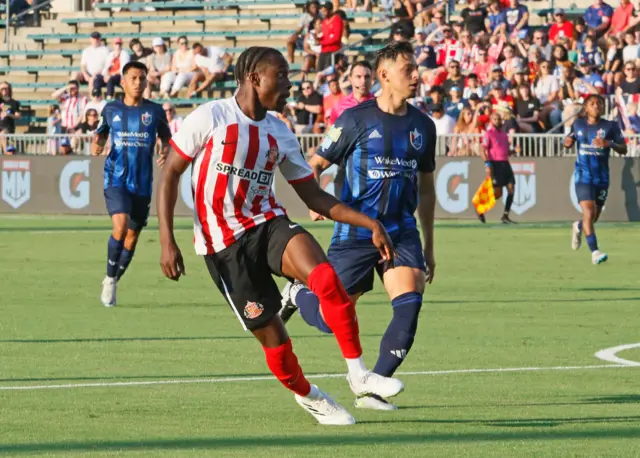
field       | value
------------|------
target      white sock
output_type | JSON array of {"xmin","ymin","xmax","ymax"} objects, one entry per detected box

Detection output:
[
  {"xmin": 304, "ymin": 384, "xmax": 322, "ymax": 400},
  {"xmin": 345, "ymin": 356, "xmax": 367, "ymax": 377}
]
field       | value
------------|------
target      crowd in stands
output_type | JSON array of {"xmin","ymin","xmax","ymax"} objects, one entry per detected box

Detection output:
[{"xmin": 3, "ymin": 0, "xmax": 640, "ymax": 156}]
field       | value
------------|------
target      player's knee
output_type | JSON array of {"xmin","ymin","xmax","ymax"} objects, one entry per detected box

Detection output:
[
  {"xmin": 307, "ymin": 262, "xmax": 350, "ymax": 304},
  {"xmin": 391, "ymin": 292, "xmax": 423, "ymax": 338}
]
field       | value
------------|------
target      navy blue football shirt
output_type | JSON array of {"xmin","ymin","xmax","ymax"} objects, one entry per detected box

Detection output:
[
  {"xmin": 97, "ymin": 99, "xmax": 171, "ymax": 197},
  {"xmin": 570, "ymin": 118, "xmax": 625, "ymax": 187},
  {"xmin": 317, "ymin": 99, "xmax": 436, "ymax": 242}
]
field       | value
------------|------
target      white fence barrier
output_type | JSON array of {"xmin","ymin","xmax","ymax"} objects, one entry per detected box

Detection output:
[{"xmin": 1, "ymin": 133, "xmax": 638, "ymax": 157}]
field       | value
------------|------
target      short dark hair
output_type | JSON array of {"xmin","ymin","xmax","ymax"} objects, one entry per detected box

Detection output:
[
  {"xmin": 350, "ymin": 60, "xmax": 372, "ymax": 75},
  {"xmin": 68, "ymin": 80, "xmax": 79, "ymax": 87},
  {"xmin": 192, "ymin": 42, "xmax": 203, "ymax": 50},
  {"xmin": 584, "ymin": 93, "xmax": 603, "ymax": 105},
  {"xmin": 122, "ymin": 61, "xmax": 148, "ymax": 76},
  {"xmin": 235, "ymin": 46, "xmax": 283, "ymax": 84},
  {"xmin": 321, "ymin": 1, "xmax": 332, "ymax": 11},
  {"xmin": 374, "ymin": 40, "xmax": 414, "ymax": 71}
]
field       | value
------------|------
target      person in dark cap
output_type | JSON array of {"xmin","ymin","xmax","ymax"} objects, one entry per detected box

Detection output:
[
  {"xmin": 483, "ymin": 65, "xmax": 510, "ymax": 97},
  {"xmin": 76, "ymin": 31, "xmax": 109, "ymax": 93},
  {"xmin": 58, "ymin": 138, "xmax": 72, "ymax": 156}
]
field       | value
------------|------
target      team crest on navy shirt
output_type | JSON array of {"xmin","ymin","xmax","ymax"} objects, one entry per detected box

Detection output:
[
  {"xmin": 141, "ymin": 111, "xmax": 153, "ymax": 126},
  {"xmin": 597, "ymin": 128, "xmax": 605, "ymax": 139},
  {"xmin": 410, "ymin": 128, "xmax": 422, "ymax": 150}
]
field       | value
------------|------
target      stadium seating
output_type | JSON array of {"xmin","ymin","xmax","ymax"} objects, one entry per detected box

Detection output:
[{"xmin": 2, "ymin": 0, "xmax": 392, "ymax": 133}]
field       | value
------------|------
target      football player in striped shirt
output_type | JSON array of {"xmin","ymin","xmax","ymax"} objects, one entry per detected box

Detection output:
[
  {"xmin": 92, "ymin": 61, "xmax": 171, "ymax": 307},
  {"xmin": 157, "ymin": 47, "xmax": 404, "ymax": 426}
]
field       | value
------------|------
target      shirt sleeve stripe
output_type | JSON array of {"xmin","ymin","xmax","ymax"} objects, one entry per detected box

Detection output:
[
  {"xmin": 170, "ymin": 139, "xmax": 193, "ymax": 162},
  {"xmin": 288, "ymin": 174, "xmax": 314, "ymax": 185}
]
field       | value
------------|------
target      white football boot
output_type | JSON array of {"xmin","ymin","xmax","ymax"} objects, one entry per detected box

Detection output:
[
  {"xmin": 354, "ymin": 394, "xmax": 398, "ymax": 411},
  {"xmin": 295, "ymin": 385, "xmax": 355, "ymax": 425},
  {"xmin": 571, "ymin": 221, "xmax": 582, "ymax": 250},
  {"xmin": 592, "ymin": 250, "xmax": 608, "ymax": 265},
  {"xmin": 347, "ymin": 370, "xmax": 404, "ymax": 399},
  {"xmin": 101, "ymin": 276, "xmax": 117, "ymax": 307}
]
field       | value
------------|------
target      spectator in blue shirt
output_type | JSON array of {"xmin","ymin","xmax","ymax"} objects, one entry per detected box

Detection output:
[
  {"xmin": 584, "ymin": 0, "xmax": 614, "ymax": 37},
  {"xmin": 444, "ymin": 86, "xmax": 468, "ymax": 120},
  {"xmin": 487, "ymin": 0, "xmax": 506, "ymax": 36},
  {"xmin": 504, "ymin": 0, "xmax": 529, "ymax": 39}
]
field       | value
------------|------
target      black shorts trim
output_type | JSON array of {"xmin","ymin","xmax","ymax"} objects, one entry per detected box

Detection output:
[
  {"xmin": 204, "ymin": 216, "xmax": 309, "ymax": 331},
  {"xmin": 490, "ymin": 161, "xmax": 515, "ymax": 188}
]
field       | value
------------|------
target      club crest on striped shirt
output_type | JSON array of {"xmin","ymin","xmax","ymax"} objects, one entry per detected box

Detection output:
[
  {"xmin": 410, "ymin": 128, "xmax": 422, "ymax": 150},
  {"xmin": 244, "ymin": 301, "xmax": 264, "ymax": 319},
  {"xmin": 141, "ymin": 111, "xmax": 152, "ymax": 126}
]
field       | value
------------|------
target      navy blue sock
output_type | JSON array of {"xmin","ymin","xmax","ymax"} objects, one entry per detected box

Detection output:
[
  {"xmin": 586, "ymin": 233, "xmax": 598, "ymax": 252},
  {"xmin": 107, "ymin": 236, "xmax": 124, "ymax": 278},
  {"xmin": 294, "ymin": 287, "xmax": 333, "ymax": 334},
  {"xmin": 116, "ymin": 248, "xmax": 135, "ymax": 281},
  {"xmin": 577, "ymin": 220, "xmax": 583, "ymax": 232},
  {"xmin": 373, "ymin": 292, "xmax": 423, "ymax": 377}
]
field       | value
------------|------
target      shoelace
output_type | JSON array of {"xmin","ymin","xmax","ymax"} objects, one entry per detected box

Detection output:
[{"xmin": 313, "ymin": 392, "xmax": 339, "ymax": 414}]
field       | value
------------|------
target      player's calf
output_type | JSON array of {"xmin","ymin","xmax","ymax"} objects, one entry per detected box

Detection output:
[
  {"xmin": 307, "ymin": 262, "xmax": 363, "ymax": 359},
  {"xmin": 373, "ymin": 292, "xmax": 422, "ymax": 377}
]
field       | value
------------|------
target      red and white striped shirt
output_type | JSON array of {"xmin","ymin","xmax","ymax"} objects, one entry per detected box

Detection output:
[
  {"xmin": 170, "ymin": 98, "xmax": 313, "ymax": 255},
  {"xmin": 60, "ymin": 94, "xmax": 87, "ymax": 130}
]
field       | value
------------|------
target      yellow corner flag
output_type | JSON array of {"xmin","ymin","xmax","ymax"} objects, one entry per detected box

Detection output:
[{"xmin": 472, "ymin": 177, "xmax": 496, "ymax": 215}]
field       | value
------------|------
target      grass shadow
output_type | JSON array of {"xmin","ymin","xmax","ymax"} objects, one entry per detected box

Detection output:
[
  {"xmin": 360, "ymin": 415, "xmax": 640, "ymax": 428},
  {"xmin": 2, "ymin": 428, "xmax": 640, "ymax": 454}
]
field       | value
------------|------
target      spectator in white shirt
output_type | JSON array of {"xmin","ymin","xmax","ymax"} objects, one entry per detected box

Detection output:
[
  {"xmin": 187, "ymin": 42, "xmax": 232, "ymax": 98},
  {"xmin": 429, "ymin": 103, "xmax": 456, "ymax": 135},
  {"xmin": 77, "ymin": 31, "xmax": 110, "ymax": 94},
  {"xmin": 85, "ymin": 88, "xmax": 106, "ymax": 118},
  {"xmin": 162, "ymin": 103, "xmax": 183, "ymax": 135},
  {"xmin": 102, "ymin": 37, "xmax": 130, "ymax": 99},
  {"xmin": 164, "ymin": 35, "xmax": 195, "ymax": 98}
]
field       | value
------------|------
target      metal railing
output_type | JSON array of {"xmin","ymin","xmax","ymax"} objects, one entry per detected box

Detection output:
[{"xmin": 4, "ymin": 133, "xmax": 638, "ymax": 157}]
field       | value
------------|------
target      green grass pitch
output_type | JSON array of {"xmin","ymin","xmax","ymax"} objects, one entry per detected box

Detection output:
[{"xmin": 1, "ymin": 215, "xmax": 640, "ymax": 457}]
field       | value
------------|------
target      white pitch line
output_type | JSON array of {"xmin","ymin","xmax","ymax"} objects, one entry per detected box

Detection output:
[
  {"xmin": 595, "ymin": 343, "xmax": 640, "ymax": 366},
  {"xmin": 0, "ymin": 363, "xmax": 631, "ymax": 391}
]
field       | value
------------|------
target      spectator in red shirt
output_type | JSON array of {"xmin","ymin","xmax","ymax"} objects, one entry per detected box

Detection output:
[
  {"xmin": 607, "ymin": 0, "xmax": 638, "ymax": 38},
  {"xmin": 322, "ymin": 76, "xmax": 346, "ymax": 127},
  {"xmin": 318, "ymin": 2, "xmax": 344, "ymax": 71},
  {"xmin": 548, "ymin": 9, "xmax": 575, "ymax": 45}
]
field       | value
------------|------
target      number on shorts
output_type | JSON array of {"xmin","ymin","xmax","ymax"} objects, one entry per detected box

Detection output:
[{"xmin": 598, "ymin": 189, "xmax": 608, "ymax": 201}]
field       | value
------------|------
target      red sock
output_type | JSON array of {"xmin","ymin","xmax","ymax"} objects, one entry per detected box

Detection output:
[
  {"xmin": 263, "ymin": 339, "xmax": 311, "ymax": 397},
  {"xmin": 307, "ymin": 262, "xmax": 363, "ymax": 359}
]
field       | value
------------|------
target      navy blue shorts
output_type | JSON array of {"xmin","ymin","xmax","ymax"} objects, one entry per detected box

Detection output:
[
  {"xmin": 327, "ymin": 228, "xmax": 426, "ymax": 295},
  {"xmin": 104, "ymin": 187, "xmax": 151, "ymax": 232},
  {"xmin": 575, "ymin": 183, "xmax": 608, "ymax": 208}
]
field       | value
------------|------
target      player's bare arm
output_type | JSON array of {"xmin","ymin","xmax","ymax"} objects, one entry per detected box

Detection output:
[
  {"xmin": 291, "ymin": 178, "xmax": 395, "ymax": 263},
  {"xmin": 307, "ymin": 154, "xmax": 334, "ymax": 221},
  {"xmin": 91, "ymin": 132, "xmax": 108, "ymax": 156},
  {"xmin": 418, "ymin": 171, "xmax": 436, "ymax": 284},
  {"xmin": 564, "ymin": 133, "xmax": 575, "ymax": 149},
  {"xmin": 157, "ymin": 151, "xmax": 190, "ymax": 281},
  {"xmin": 157, "ymin": 133, "xmax": 171, "ymax": 168}
]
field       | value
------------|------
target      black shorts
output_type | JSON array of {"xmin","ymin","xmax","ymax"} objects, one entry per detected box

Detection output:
[
  {"xmin": 318, "ymin": 52, "xmax": 343, "ymax": 72},
  {"xmin": 204, "ymin": 216, "xmax": 309, "ymax": 331},
  {"xmin": 490, "ymin": 161, "xmax": 515, "ymax": 188}
]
